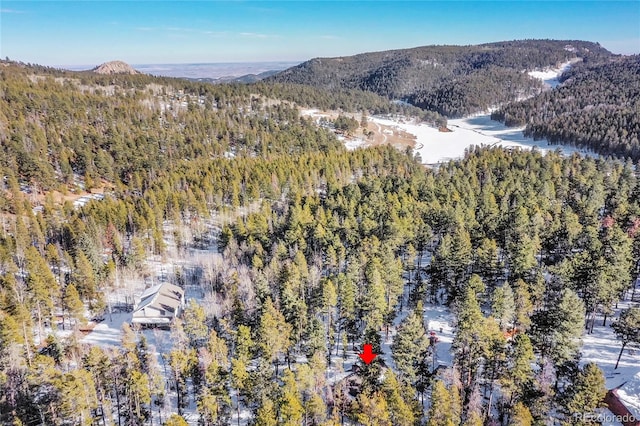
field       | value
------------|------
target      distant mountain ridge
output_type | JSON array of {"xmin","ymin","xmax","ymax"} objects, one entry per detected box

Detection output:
[
  {"xmin": 132, "ymin": 61, "xmax": 300, "ymax": 80},
  {"xmin": 269, "ymin": 39, "xmax": 613, "ymax": 117},
  {"xmin": 187, "ymin": 69, "xmax": 282, "ymax": 84}
]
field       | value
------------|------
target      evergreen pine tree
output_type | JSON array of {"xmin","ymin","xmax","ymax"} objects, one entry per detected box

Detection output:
[
  {"xmin": 427, "ymin": 380, "xmax": 455, "ymax": 426},
  {"xmin": 565, "ymin": 363, "xmax": 606, "ymax": 423},
  {"xmin": 611, "ymin": 307, "xmax": 640, "ymax": 369},
  {"xmin": 509, "ymin": 402, "xmax": 533, "ymax": 426},
  {"xmin": 392, "ymin": 308, "xmax": 429, "ymax": 384},
  {"xmin": 63, "ymin": 284, "xmax": 84, "ymax": 330}
]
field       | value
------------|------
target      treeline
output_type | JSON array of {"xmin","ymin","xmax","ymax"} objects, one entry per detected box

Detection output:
[
  {"xmin": 252, "ymin": 82, "xmax": 446, "ymax": 126},
  {"xmin": 268, "ymin": 39, "xmax": 611, "ymax": 116},
  {"xmin": 0, "ymin": 61, "xmax": 346, "ymax": 191},
  {"xmin": 492, "ymin": 56, "xmax": 640, "ymax": 159}
]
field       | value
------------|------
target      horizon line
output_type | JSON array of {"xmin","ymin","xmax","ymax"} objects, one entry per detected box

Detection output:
[{"xmin": 53, "ymin": 60, "xmax": 303, "ymax": 70}]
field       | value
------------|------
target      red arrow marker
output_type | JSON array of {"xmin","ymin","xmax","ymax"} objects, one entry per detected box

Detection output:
[{"xmin": 358, "ymin": 344, "xmax": 377, "ymax": 365}]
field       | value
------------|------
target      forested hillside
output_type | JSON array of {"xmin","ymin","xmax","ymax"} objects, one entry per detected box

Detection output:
[
  {"xmin": 0, "ymin": 61, "xmax": 437, "ymax": 193},
  {"xmin": 269, "ymin": 39, "xmax": 612, "ymax": 117},
  {"xmin": 1, "ymin": 58, "xmax": 640, "ymax": 426},
  {"xmin": 408, "ymin": 66, "xmax": 543, "ymax": 117},
  {"xmin": 492, "ymin": 56, "xmax": 640, "ymax": 159}
]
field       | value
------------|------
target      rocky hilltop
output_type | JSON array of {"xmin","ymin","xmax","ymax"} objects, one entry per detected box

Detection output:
[{"xmin": 92, "ymin": 60, "xmax": 139, "ymax": 75}]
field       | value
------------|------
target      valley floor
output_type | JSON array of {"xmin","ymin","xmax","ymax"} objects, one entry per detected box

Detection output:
[
  {"xmin": 303, "ymin": 59, "xmax": 599, "ymax": 164},
  {"xmin": 301, "ymin": 109, "xmax": 597, "ymax": 165},
  {"xmin": 371, "ymin": 113, "xmax": 597, "ymax": 165}
]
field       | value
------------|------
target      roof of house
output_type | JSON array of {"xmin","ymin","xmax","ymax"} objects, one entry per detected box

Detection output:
[{"xmin": 133, "ymin": 282, "xmax": 184, "ymax": 320}]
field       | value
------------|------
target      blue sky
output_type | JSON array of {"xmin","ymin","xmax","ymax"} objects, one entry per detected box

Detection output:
[{"xmin": 1, "ymin": 1, "xmax": 639, "ymax": 66}]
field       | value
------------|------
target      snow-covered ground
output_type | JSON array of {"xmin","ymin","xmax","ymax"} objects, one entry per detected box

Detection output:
[
  {"xmin": 581, "ymin": 293, "xmax": 640, "ymax": 424},
  {"xmin": 397, "ymin": 58, "xmax": 585, "ymax": 164},
  {"xmin": 305, "ymin": 106, "xmax": 595, "ymax": 162},
  {"xmin": 326, "ymin": 250, "xmax": 455, "ymax": 403},
  {"xmin": 338, "ymin": 134, "xmax": 368, "ymax": 151},
  {"xmin": 423, "ymin": 304, "xmax": 455, "ymax": 368},
  {"xmin": 527, "ymin": 58, "xmax": 581, "ymax": 87},
  {"xmin": 76, "ymin": 221, "xmax": 224, "ymax": 425},
  {"xmin": 370, "ymin": 114, "xmax": 596, "ymax": 165},
  {"xmin": 527, "ymin": 59, "xmax": 578, "ymax": 88},
  {"xmin": 301, "ymin": 109, "xmax": 372, "ymax": 151},
  {"xmin": 80, "ymin": 312, "xmax": 132, "ymax": 347},
  {"xmin": 73, "ymin": 192, "xmax": 105, "ymax": 209}
]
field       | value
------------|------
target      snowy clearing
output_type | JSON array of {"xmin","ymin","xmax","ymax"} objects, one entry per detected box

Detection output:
[
  {"xmin": 76, "ymin": 220, "xmax": 224, "ymax": 425},
  {"xmin": 338, "ymin": 134, "xmax": 369, "ymax": 151},
  {"xmin": 527, "ymin": 59, "xmax": 578, "ymax": 88},
  {"xmin": 80, "ymin": 312, "xmax": 132, "ymax": 347},
  {"xmin": 301, "ymin": 108, "xmax": 415, "ymax": 152},
  {"xmin": 370, "ymin": 114, "xmax": 596, "ymax": 165}
]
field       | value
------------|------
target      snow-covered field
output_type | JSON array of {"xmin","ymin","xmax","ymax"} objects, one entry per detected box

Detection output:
[
  {"xmin": 306, "ymin": 59, "xmax": 594, "ymax": 163},
  {"xmin": 370, "ymin": 114, "xmax": 596, "ymax": 165},
  {"xmin": 303, "ymin": 106, "xmax": 594, "ymax": 161},
  {"xmin": 81, "ymin": 312, "xmax": 132, "ymax": 347},
  {"xmin": 392, "ymin": 58, "xmax": 590, "ymax": 164}
]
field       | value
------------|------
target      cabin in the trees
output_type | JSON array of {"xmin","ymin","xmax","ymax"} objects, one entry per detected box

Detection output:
[{"xmin": 132, "ymin": 283, "xmax": 185, "ymax": 327}]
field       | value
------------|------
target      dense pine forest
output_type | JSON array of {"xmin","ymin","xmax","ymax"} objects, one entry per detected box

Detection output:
[
  {"xmin": 407, "ymin": 65, "xmax": 543, "ymax": 117},
  {"xmin": 1, "ymin": 52, "xmax": 640, "ymax": 426},
  {"xmin": 492, "ymin": 56, "xmax": 640, "ymax": 159}
]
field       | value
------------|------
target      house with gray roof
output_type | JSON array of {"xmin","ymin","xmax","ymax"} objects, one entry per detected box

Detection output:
[{"xmin": 132, "ymin": 282, "xmax": 185, "ymax": 326}]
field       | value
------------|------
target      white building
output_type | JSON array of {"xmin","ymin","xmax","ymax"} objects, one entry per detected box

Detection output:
[{"xmin": 132, "ymin": 283, "xmax": 185, "ymax": 326}]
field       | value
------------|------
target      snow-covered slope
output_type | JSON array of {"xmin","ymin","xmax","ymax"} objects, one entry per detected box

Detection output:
[{"xmin": 527, "ymin": 59, "xmax": 578, "ymax": 88}]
